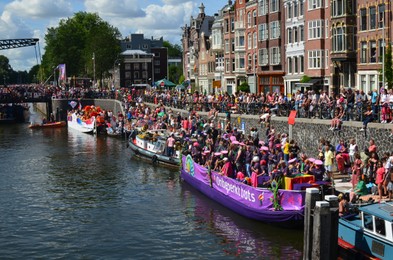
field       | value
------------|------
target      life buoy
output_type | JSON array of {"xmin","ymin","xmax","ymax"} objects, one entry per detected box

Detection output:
[{"xmin": 152, "ymin": 155, "xmax": 158, "ymax": 164}]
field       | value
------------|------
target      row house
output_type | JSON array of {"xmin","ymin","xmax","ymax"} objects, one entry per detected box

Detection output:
[
  {"xmin": 283, "ymin": 0, "xmax": 305, "ymax": 94},
  {"xmin": 256, "ymin": 0, "xmax": 285, "ymax": 94},
  {"xmin": 357, "ymin": 1, "xmax": 391, "ymax": 93},
  {"xmin": 244, "ymin": 0, "xmax": 258, "ymax": 93},
  {"xmin": 182, "ymin": 4, "xmax": 215, "ymax": 94}
]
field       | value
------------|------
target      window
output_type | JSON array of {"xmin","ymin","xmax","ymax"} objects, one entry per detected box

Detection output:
[
  {"xmin": 225, "ymin": 39, "xmax": 229, "ymax": 53},
  {"xmin": 225, "ymin": 58, "xmax": 230, "ymax": 72},
  {"xmin": 270, "ymin": 47, "xmax": 281, "ymax": 65},
  {"xmin": 326, "ymin": 20, "xmax": 329, "ymax": 38},
  {"xmin": 379, "ymin": 4, "xmax": 385, "ymax": 28},
  {"xmin": 154, "ymin": 68, "xmax": 160, "ymax": 74},
  {"xmin": 370, "ymin": 7, "xmax": 376, "ymax": 30},
  {"xmin": 231, "ymin": 39, "xmax": 235, "ymax": 52},
  {"xmin": 253, "ymin": 10, "xmax": 257, "ymax": 26},
  {"xmin": 325, "ymin": 51, "xmax": 329, "ymax": 69},
  {"xmin": 232, "ymin": 58, "xmax": 236, "ymax": 72},
  {"xmin": 248, "ymin": 54, "xmax": 252, "ymax": 69},
  {"xmin": 231, "ymin": 17, "xmax": 235, "ymax": 31},
  {"xmin": 259, "ymin": 0, "xmax": 268, "ymax": 15},
  {"xmin": 300, "ymin": 0, "xmax": 304, "ymax": 16},
  {"xmin": 253, "ymin": 32, "xmax": 257, "ymax": 48},
  {"xmin": 361, "ymin": 75, "xmax": 366, "ymax": 90},
  {"xmin": 308, "ymin": 50, "xmax": 324, "ymax": 69},
  {"xmin": 133, "ymin": 63, "xmax": 140, "ymax": 70},
  {"xmin": 308, "ymin": 0, "xmax": 322, "ymax": 10},
  {"xmin": 288, "ymin": 4, "xmax": 292, "ymax": 19},
  {"xmin": 370, "ymin": 75, "xmax": 376, "ymax": 89},
  {"xmin": 300, "ymin": 25, "xmax": 304, "ymax": 41},
  {"xmin": 332, "ymin": 0, "xmax": 344, "ymax": 17},
  {"xmin": 154, "ymin": 60, "xmax": 160, "ymax": 66},
  {"xmin": 270, "ymin": 21, "xmax": 280, "ymax": 39},
  {"xmin": 294, "ymin": 56, "xmax": 298, "ymax": 73},
  {"xmin": 270, "ymin": 0, "xmax": 279, "ymax": 13},
  {"xmin": 125, "ymin": 71, "xmax": 131, "ymax": 79},
  {"xmin": 308, "ymin": 20, "xmax": 324, "ymax": 39},
  {"xmin": 288, "ymin": 28, "xmax": 293, "ymax": 44},
  {"xmin": 379, "ymin": 39, "xmax": 384, "ymax": 63},
  {"xmin": 360, "ymin": 9, "xmax": 367, "ymax": 31},
  {"xmin": 247, "ymin": 12, "xmax": 252, "ymax": 28},
  {"xmin": 134, "ymin": 71, "xmax": 139, "ymax": 79},
  {"xmin": 294, "ymin": 27, "xmax": 298, "ymax": 42},
  {"xmin": 288, "ymin": 57, "xmax": 293, "ymax": 73},
  {"xmin": 332, "ymin": 25, "xmax": 345, "ymax": 52},
  {"xmin": 239, "ymin": 35, "xmax": 245, "ymax": 47},
  {"xmin": 259, "ymin": 48, "xmax": 268, "ymax": 65},
  {"xmin": 142, "ymin": 71, "xmax": 148, "ymax": 79},
  {"xmin": 294, "ymin": 2, "xmax": 298, "ymax": 17},
  {"xmin": 375, "ymin": 217, "xmax": 386, "ymax": 236},
  {"xmin": 361, "ymin": 42, "xmax": 367, "ymax": 63},
  {"xmin": 125, "ymin": 64, "xmax": 131, "ymax": 70},
  {"xmin": 259, "ymin": 23, "xmax": 268, "ymax": 41},
  {"xmin": 370, "ymin": 41, "xmax": 377, "ymax": 63},
  {"xmin": 300, "ymin": 55, "xmax": 304, "ymax": 72},
  {"xmin": 248, "ymin": 33, "xmax": 252, "ymax": 49}
]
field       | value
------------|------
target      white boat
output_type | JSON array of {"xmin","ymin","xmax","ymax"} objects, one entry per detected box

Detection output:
[{"xmin": 67, "ymin": 112, "xmax": 95, "ymax": 134}]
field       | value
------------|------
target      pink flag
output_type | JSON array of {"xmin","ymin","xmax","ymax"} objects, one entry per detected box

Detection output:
[{"xmin": 57, "ymin": 64, "xmax": 66, "ymax": 81}]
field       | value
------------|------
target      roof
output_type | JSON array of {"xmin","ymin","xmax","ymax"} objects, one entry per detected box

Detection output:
[
  {"xmin": 121, "ymin": 50, "xmax": 148, "ymax": 55},
  {"xmin": 360, "ymin": 202, "xmax": 393, "ymax": 222}
]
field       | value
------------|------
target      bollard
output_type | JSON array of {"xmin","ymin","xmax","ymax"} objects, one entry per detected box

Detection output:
[
  {"xmin": 303, "ymin": 188, "xmax": 320, "ymax": 260},
  {"xmin": 312, "ymin": 201, "xmax": 331, "ymax": 260},
  {"xmin": 325, "ymin": 195, "xmax": 339, "ymax": 259}
]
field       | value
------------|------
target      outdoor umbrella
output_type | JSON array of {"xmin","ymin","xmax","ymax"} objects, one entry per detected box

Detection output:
[{"xmin": 155, "ymin": 78, "xmax": 176, "ymax": 88}]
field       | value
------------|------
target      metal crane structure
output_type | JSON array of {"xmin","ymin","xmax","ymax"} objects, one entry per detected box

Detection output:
[{"xmin": 0, "ymin": 38, "xmax": 39, "ymax": 50}]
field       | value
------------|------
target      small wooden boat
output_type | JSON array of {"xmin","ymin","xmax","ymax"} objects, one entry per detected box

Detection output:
[
  {"xmin": 127, "ymin": 129, "xmax": 180, "ymax": 167},
  {"xmin": 180, "ymin": 155, "xmax": 306, "ymax": 225},
  {"xmin": 28, "ymin": 121, "xmax": 66, "ymax": 129},
  {"xmin": 338, "ymin": 202, "xmax": 393, "ymax": 259},
  {"xmin": 67, "ymin": 112, "xmax": 95, "ymax": 134}
]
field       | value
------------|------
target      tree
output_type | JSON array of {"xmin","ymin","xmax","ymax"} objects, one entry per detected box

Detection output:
[
  {"xmin": 0, "ymin": 55, "xmax": 12, "ymax": 84},
  {"xmin": 384, "ymin": 43, "xmax": 393, "ymax": 89},
  {"xmin": 41, "ymin": 12, "xmax": 121, "ymax": 85},
  {"xmin": 163, "ymin": 41, "xmax": 182, "ymax": 58},
  {"xmin": 237, "ymin": 82, "xmax": 250, "ymax": 92}
]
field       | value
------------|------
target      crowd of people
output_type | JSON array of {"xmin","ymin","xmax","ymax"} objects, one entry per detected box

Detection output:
[{"xmin": 122, "ymin": 91, "xmax": 393, "ymax": 209}]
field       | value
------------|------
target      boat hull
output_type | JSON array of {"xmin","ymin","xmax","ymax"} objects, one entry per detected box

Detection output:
[
  {"xmin": 338, "ymin": 217, "xmax": 393, "ymax": 259},
  {"xmin": 181, "ymin": 155, "xmax": 305, "ymax": 225},
  {"xmin": 67, "ymin": 113, "xmax": 95, "ymax": 133},
  {"xmin": 128, "ymin": 138, "xmax": 180, "ymax": 167},
  {"xmin": 29, "ymin": 121, "xmax": 66, "ymax": 129}
]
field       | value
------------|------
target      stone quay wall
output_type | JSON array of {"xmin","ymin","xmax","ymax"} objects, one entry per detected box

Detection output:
[{"xmin": 146, "ymin": 103, "xmax": 393, "ymax": 158}]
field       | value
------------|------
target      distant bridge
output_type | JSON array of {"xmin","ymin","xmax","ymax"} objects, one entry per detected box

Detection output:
[{"xmin": 0, "ymin": 38, "xmax": 39, "ymax": 50}]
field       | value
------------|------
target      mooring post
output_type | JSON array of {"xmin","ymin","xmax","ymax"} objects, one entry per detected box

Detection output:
[
  {"xmin": 303, "ymin": 188, "xmax": 320, "ymax": 260},
  {"xmin": 311, "ymin": 201, "xmax": 331, "ymax": 260},
  {"xmin": 325, "ymin": 195, "xmax": 339, "ymax": 259}
]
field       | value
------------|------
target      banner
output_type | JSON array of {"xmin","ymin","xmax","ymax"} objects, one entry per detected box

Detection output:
[{"xmin": 57, "ymin": 64, "xmax": 66, "ymax": 81}]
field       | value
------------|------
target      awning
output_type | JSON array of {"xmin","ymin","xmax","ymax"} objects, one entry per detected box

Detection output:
[{"xmin": 295, "ymin": 78, "xmax": 321, "ymax": 87}]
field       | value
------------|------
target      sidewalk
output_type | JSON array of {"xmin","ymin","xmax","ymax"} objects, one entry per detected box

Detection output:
[{"xmin": 333, "ymin": 172, "xmax": 353, "ymax": 194}]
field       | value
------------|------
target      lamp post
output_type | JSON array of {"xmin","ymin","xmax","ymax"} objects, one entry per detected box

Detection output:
[
  {"xmin": 382, "ymin": 17, "xmax": 385, "ymax": 90},
  {"xmin": 92, "ymin": 52, "xmax": 96, "ymax": 88},
  {"xmin": 113, "ymin": 59, "xmax": 121, "ymax": 89}
]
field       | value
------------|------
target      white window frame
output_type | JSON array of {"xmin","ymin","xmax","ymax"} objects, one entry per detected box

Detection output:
[
  {"xmin": 270, "ymin": 0, "xmax": 279, "ymax": 13},
  {"xmin": 258, "ymin": 0, "xmax": 268, "ymax": 16},
  {"xmin": 308, "ymin": 20, "xmax": 324, "ymax": 39},
  {"xmin": 258, "ymin": 23, "xmax": 268, "ymax": 41},
  {"xmin": 259, "ymin": 48, "xmax": 269, "ymax": 65},
  {"xmin": 270, "ymin": 47, "xmax": 281, "ymax": 65},
  {"xmin": 270, "ymin": 21, "xmax": 280, "ymax": 39},
  {"xmin": 308, "ymin": 50, "xmax": 324, "ymax": 69},
  {"xmin": 308, "ymin": 0, "xmax": 322, "ymax": 10}
]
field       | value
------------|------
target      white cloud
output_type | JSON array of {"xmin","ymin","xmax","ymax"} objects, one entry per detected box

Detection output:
[
  {"xmin": 5, "ymin": 0, "xmax": 73, "ymax": 19},
  {"xmin": 85, "ymin": 0, "xmax": 145, "ymax": 18}
]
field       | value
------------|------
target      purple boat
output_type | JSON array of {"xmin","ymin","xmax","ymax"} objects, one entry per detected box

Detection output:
[{"xmin": 181, "ymin": 155, "xmax": 306, "ymax": 225}]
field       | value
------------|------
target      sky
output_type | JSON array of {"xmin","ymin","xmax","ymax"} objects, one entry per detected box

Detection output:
[{"xmin": 0, "ymin": 0, "xmax": 227, "ymax": 72}]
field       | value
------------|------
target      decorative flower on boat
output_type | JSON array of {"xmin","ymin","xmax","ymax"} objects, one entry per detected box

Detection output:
[{"xmin": 258, "ymin": 192, "xmax": 264, "ymax": 205}]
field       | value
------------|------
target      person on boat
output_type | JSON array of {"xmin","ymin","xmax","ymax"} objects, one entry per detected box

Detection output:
[
  {"xmin": 310, "ymin": 160, "xmax": 325, "ymax": 181},
  {"xmin": 338, "ymin": 193, "xmax": 349, "ymax": 217},
  {"xmin": 250, "ymin": 156, "xmax": 261, "ymax": 187},
  {"xmin": 221, "ymin": 157, "xmax": 234, "ymax": 178},
  {"xmin": 166, "ymin": 134, "xmax": 176, "ymax": 157},
  {"xmin": 42, "ymin": 117, "xmax": 47, "ymax": 125},
  {"xmin": 49, "ymin": 113, "xmax": 55, "ymax": 122},
  {"xmin": 324, "ymin": 144, "xmax": 334, "ymax": 181}
]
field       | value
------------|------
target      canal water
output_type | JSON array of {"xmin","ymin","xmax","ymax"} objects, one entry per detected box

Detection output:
[{"xmin": 0, "ymin": 124, "xmax": 303, "ymax": 259}]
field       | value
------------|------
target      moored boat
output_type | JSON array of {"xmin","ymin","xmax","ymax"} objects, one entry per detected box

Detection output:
[
  {"xmin": 338, "ymin": 202, "xmax": 393, "ymax": 259},
  {"xmin": 180, "ymin": 154, "xmax": 306, "ymax": 225},
  {"xmin": 128, "ymin": 129, "xmax": 180, "ymax": 167},
  {"xmin": 67, "ymin": 112, "xmax": 95, "ymax": 134},
  {"xmin": 29, "ymin": 121, "xmax": 66, "ymax": 129}
]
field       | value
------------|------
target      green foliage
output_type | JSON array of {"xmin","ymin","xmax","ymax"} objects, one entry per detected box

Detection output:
[
  {"xmin": 168, "ymin": 64, "xmax": 182, "ymax": 84},
  {"xmin": 237, "ymin": 82, "xmax": 250, "ymax": 92},
  {"xmin": 41, "ymin": 12, "xmax": 121, "ymax": 83},
  {"xmin": 300, "ymin": 75, "xmax": 311, "ymax": 83},
  {"xmin": 385, "ymin": 43, "xmax": 393, "ymax": 89},
  {"xmin": 178, "ymin": 75, "xmax": 185, "ymax": 85},
  {"xmin": 163, "ymin": 41, "xmax": 182, "ymax": 58}
]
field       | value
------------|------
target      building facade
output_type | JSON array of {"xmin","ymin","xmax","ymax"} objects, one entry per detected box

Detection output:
[
  {"xmin": 283, "ymin": 0, "xmax": 305, "ymax": 95},
  {"xmin": 119, "ymin": 34, "xmax": 167, "ymax": 88},
  {"xmin": 357, "ymin": 1, "xmax": 391, "ymax": 94}
]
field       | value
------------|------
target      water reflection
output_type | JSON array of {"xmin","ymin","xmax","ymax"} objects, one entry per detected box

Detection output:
[{"xmin": 181, "ymin": 181, "xmax": 303, "ymax": 259}]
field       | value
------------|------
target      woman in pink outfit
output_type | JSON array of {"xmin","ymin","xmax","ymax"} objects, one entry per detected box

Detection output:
[{"xmin": 376, "ymin": 161, "xmax": 385, "ymax": 201}]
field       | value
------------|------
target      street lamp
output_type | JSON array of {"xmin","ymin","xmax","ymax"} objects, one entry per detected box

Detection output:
[
  {"xmin": 113, "ymin": 59, "xmax": 121, "ymax": 89},
  {"xmin": 382, "ymin": 16, "xmax": 385, "ymax": 90},
  {"xmin": 92, "ymin": 52, "xmax": 96, "ymax": 88}
]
